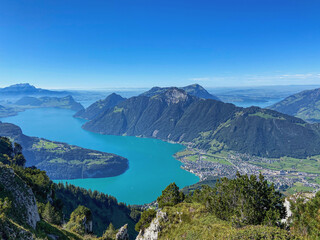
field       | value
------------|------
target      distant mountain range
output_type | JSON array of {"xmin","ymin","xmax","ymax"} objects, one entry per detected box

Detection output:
[
  {"xmin": 140, "ymin": 83, "xmax": 220, "ymax": 100},
  {"xmin": 268, "ymin": 88, "xmax": 320, "ymax": 123},
  {"xmin": 15, "ymin": 95, "xmax": 84, "ymax": 112},
  {"xmin": 0, "ymin": 122, "xmax": 128, "ymax": 179},
  {"xmin": 0, "ymin": 83, "xmax": 70, "ymax": 96},
  {"xmin": 81, "ymin": 85, "xmax": 320, "ymax": 158},
  {"xmin": 74, "ymin": 93, "xmax": 126, "ymax": 120},
  {"xmin": 0, "ymin": 95, "xmax": 84, "ymax": 118}
]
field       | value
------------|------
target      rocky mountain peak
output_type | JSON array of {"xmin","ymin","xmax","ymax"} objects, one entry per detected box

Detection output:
[{"xmin": 162, "ymin": 88, "xmax": 189, "ymax": 104}]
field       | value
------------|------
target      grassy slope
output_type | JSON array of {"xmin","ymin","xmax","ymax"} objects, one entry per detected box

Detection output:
[{"xmin": 157, "ymin": 203, "xmax": 296, "ymax": 240}]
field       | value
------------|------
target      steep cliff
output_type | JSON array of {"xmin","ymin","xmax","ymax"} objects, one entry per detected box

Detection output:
[{"xmin": 0, "ymin": 164, "xmax": 40, "ymax": 239}]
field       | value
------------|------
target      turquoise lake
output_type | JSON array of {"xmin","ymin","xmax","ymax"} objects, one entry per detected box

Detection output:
[{"xmin": 1, "ymin": 108, "xmax": 199, "ymax": 205}]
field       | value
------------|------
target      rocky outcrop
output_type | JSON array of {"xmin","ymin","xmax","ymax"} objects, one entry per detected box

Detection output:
[
  {"xmin": 116, "ymin": 224, "xmax": 129, "ymax": 240},
  {"xmin": 136, "ymin": 211, "xmax": 167, "ymax": 240},
  {"xmin": 0, "ymin": 219, "xmax": 34, "ymax": 240},
  {"xmin": 83, "ymin": 216, "xmax": 93, "ymax": 234},
  {"xmin": 281, "ymin": 192, "xmax": 316, "ymax": 225},
  {"xmin": 140, "ymin": 84, "xmax": 220, "ymax": 100},
  {"xmin": 0, "ymin": 164, "xmax": 40, "ymax": 229}
]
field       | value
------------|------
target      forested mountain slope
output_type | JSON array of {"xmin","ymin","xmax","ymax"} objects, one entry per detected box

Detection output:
[
  {"xmin": 15, "ymin": 95, "xmax": 84, "ymax": 112},
  {"xmin": 269, "ymin": 88, "xmax": 320, "ymax": 123},
  {"xmin": 0, "ymin": 137, "xmax": 138, "ymax": 239},
  {"xmin": 83, "ymin": 87, "xmax": 320, "ymax": 158},
  {"xmin": 74, "ymin": 93, "xmax": 126, "ymax": 120}
]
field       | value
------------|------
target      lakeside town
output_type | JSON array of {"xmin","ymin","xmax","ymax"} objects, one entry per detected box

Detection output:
[{"xmin": 175, "ymin": 148, "xmax": 320, "ymax": 194}]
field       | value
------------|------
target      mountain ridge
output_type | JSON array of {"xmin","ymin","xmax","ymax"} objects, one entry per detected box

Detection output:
[
  {"xmin": 74, "ymin": 93, "xmax": 126, "ymax": 120},
  {"xmin": 82, "ymin": 86, "xmax": 320, "ymax": 158},
  {"xmin": 15, "ymin": 95, "xmax": 84, "ymax": 112},
  {"xmin": 268, "ymin": 87, "xmax": 320, "ymax": 123},
  {"xmin": 140, "ymin": 84, "xmax": 220, "ymax": 100}
]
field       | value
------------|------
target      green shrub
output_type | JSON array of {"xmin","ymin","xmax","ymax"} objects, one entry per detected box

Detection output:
[
  {"xmin": 135, "ymin": 209, "xmax": 157, "ymax": 232},
  {"xmin": 157, "ymin": 182, "xmax": 184, "ymax": 208},
  {"xmin": 192, "ymin": 172, "xmax": 285, "ymax": 227},
  {"xmin": 230, "ymin": 225, "xmax": 301, "ymax": 240},
  {"xmin": 65, "ymin": 205, "xmax": 92, "ymax": 235},
  {"xmin": 40, "ymin": 202, "xmax": 62, "ymax": 225},
  {"xmin": 290, "ymin": 192, "xmax": 320, "ymax": 238},
  {"xmin": 101, "ymin": 223, "xmax": 117, "ymax": 240}
]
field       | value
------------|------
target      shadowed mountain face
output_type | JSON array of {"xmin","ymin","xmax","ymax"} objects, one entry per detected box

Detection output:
[
  {"xmin": 74, "ymin": 93, "xmax": 126, "ymax": 120},
  {"xmin": 0, "ymin": 122, "xmax": 128, "ymax": 179},
  {"xmin": 83, "ymin": 87, "xmax": 320, "ymax": 158},
  {"xmin": 268, "ymin": 88, "xmax": 320, "ymax": 123},
  {"xmin": 140, "ymin": 84, "xmax": 220, "ymax": 101}
]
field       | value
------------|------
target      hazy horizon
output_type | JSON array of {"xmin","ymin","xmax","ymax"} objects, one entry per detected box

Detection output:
[
  {"xmin": 1, "ymin": 0, "xmax": 320, "ymax": 89},
  {"xmin": 1, "ymin": 82, "xmax": 320, "ymax": 92}
]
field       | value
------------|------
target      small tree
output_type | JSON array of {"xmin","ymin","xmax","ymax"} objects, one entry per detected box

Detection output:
[
  {"xmin": 290, "ymin": 192, "xmax": 320, "ymax": 238},
  {"xmin": 203, "ymin": 172, "xmax": 285, "ymax": 227},
  {"xmin": 13, "ymin": 143, "xmax": 22, "ymax": 155},
  {"xmin": 157, "ymin": 182, "xmax": 184, "ymax": 208},
  {"xmin": 65, "ymin": 205, "xmax": 92, "ymax": 235},
  {"xmin": 0, "ymin": 197, "xmax": 11, "ymax": 218},
  {"xmin": 13, "ymin": 154, "xmax": 26, "ymax": 167},
  {"xmin": 102, "ymin": 223, "xmax": 117, "ymax": 240},
  {"xmin": 41, "ymin": 202, "xmax": 61, "ymax": 225}
]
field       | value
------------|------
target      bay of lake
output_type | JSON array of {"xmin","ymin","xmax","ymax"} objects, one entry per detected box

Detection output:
[{"xmin": 2, "ymin": 108, "xmax": 199, "ymax": 205}]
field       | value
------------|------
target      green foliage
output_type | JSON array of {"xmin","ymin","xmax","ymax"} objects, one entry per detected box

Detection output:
[
  {"xmin": 35, "ymin": 220, "xmax": 82, "ymax": 240},
  {"xmin": 13, "ymin": 166, "xmax": 52, "ymax": 203},
  {"xmin": 0, "ymin": 197, "xmax": 11, "ymax": 218},
  {"xmin": 55, "ymin": 183, "xmax": 138, "ymax": 237},
  {"xmin": 40, "ymin": 202, "xmax": 62, "ymax": 225},
  {"xmin": 101, "ymin": 223, "xmax": 117, "ymax": 240},
  {"xmin": 229, "ymin": 225, "xmax": 300, "ymax": 240},
  {"xmin": 155, "ymin": 202, "xmax": 300, "ymax": 240},
  {"xmin": 191, "ymin": 173, "xmax": 286, "ymax": 227},
  {"xmin": 157, "ymin": 182, "xmax": 184, "ymax": 208},
  {"xmin": 289, "ymin": 192, "xmax": 320, "ymax": 238},
  {"xmin": 65, "ymin": 205, "xmax": 92, "ymax": 235},
  {"xmin": 12, "ymin": 153, "xmax": 26, "ymax": 166},
  {"xmin": 0, "ymin": 137, "xmax": 13, "ymax": 156},
  {"xmin": 129, "ymin": 208, "xmax": 141, "ymax": 222},
  {"xmin": 0, "ymin": 137, "xmax": 25, "ymax": 167},
  {"xmin": 135, "ymin": 209, "xmax": 157, "ymax": 232}
]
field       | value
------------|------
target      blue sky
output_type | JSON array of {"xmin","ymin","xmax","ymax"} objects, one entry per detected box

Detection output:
[{"xmin": 0, "ymin": 0, "xmax": 320, "ymax": 89}]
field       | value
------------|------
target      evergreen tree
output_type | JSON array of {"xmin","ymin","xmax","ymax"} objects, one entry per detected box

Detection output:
[
  {"xmin": 41, "ymin": 202, "xmax": 61, "ymax": 225},
  {"xmin": 102, "ymin": 223, "xmax": 117, "ymax": 240},
  {"xmin": 290, "ymin": 192, "xmax": 320, "ymax": 238},
  {"xmin": 12, "ymin": 154, "xmax": 26, "ymax": 167},
  {"xmin": 195, "ymin": 172, "xmax": 286, "ymax": 227},
  {"xmin": 157, "ymin": 182, "xmax": 184, "ymax": 208},
  {"xmin": 0, "ymin": 197, "xmax": 11, "ymax": 219},
  {"xmin": 65, "ymin": 205, "xmax": 92, "ymax": 235}
]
